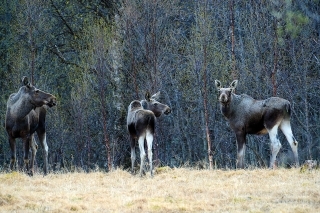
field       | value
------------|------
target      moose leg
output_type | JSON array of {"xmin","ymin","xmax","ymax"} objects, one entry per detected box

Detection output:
[
  {"xmin": 9, "ymin": 137, "xmax": 16, "ymax": 171},
  {"xmin": 130, "ymin": 137, "xmax": 136, "ymax": 174},
  {"xmin": 268, "ymin": 125, "xmax": 282, "ymax": 168},
  {"xmin": 280, "ymin": 120, "xmax": 299, "ymax": 167},
  {"xmin": 37, "ymin": 131, "xmax": 48, "ymax": 175},
  {"xmin": 138, "ymin": 133, "xmax": 146, "ymax": 176},
  {"xmin": 146, "ymin": 130, "xmax": 154, "ymax": 177},
  {"xmin": 235, "ymin": 133, "xmax": 246, "ymax": 169},
  {"xmin": 30, "ymin": 134, "xmax": 38, "ymax": 176},
  {"xmin": 22, "ymin": 137, "xmax": 31, "ymax": 175}
]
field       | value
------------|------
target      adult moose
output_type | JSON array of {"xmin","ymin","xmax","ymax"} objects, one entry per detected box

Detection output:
[
  {"xmin": 5, "ymin": 76, "xmax": 56, "ymax": 175},
  {"xmin": 215, "ymin": 80, "xmax": 299, "ymax": 169},
  {"xmin": 127, "ymin": 91, "xmax": 171, "ymax": 177}
]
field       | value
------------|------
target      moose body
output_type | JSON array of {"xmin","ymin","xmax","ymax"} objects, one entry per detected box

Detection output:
[
  {"xmin": 127, "ymin": 92, "xmax": 171, "ymax": 176},
  {"xmin": 5, "ymin": 77, "xmax": 56, "ymax": 175},
  {"xmin": 215, "ymin": 80, "xmax": 299, "ymax": 168}
]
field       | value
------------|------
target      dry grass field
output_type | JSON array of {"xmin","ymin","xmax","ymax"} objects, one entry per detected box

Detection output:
[{"xmin": 0, "ymin": 168, "xmax": 319, "ymax": 212}]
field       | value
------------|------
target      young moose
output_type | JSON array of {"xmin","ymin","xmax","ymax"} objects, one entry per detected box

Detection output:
[
  {"xmin": 127, "ymin": 92, "xmax": 171, "ymax": 176},
  {"xmin": 215, "ymin": 80, "xmax": 299, "ymax": 169},
  {"xmin": 5, "ymin": 76, "xmax": 56, "ymax": 175}
]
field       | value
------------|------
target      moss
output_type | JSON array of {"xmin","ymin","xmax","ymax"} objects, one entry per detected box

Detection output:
[
  {"xmin": 0, "ymin": 194, "xmax": 16, "ymax": 206},
  {"xmin": 155, "ymin": 166, "xmax": 172, "ymax": 174},
  {"xmin": 24, "ymin": 202, "xmax": 37, "ymax": 210},
  {"xmin": 70, "ymin": 206, "xmax": 79, "ymax": 211}
]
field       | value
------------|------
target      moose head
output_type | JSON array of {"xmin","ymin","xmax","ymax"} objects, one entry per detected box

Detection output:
[{"xmin": 21, "ymin": 76, "xmax": 57, "ymax": 108}]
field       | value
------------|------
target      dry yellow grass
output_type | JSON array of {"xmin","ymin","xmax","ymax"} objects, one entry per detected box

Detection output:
[{"xmin": 0, "ymin": 168, "xmax": 319, "ymax": 212}]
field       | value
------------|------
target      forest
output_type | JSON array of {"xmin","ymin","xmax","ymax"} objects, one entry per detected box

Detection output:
[{"xmin": 0, "ymin": 0, "xmax": 319, "ymax": 173}]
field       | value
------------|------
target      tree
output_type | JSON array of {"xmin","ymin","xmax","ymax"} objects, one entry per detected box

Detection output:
[{"xmin": 1, "ymin": 0, "xmax": 320, "ymax": 171}]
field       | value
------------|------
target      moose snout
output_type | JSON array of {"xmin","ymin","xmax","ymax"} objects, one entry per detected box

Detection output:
[
  {"xmin": 47, "ymin": 96, "xmax": 57, "ymax": 107},
  {"xmin": 164, "ymin": 107, "xmax": 171, "ymax": 115},
  {"xmin": 219, "ymin": 94, "xmax": 228, "ymax": 103}
]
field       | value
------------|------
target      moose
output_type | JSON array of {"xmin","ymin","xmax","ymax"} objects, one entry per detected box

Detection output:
[
  {"xmin": 5, "ymin": 76, "xmax": 56, "ymax": 175},
  {"xmin": 127, "ymin": 91, "xmax": 171, "ymax": 176},
  {"xmin": 215, "ymin": 80, "xmax": 299, "ymax": 169}
]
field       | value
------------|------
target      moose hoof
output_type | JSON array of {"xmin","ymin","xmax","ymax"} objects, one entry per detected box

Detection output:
[{"xmin": 27, "ymin": 170, "xmax": 34, "ymax": 177}]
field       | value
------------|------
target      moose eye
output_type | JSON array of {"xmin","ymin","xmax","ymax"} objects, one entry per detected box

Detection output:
[
  {"xmin": 154, "ymin": 103, "xmax": 158, "ymax": 106},
  {"xmin": 35, "ymin": 89, "xmax": 39, "ymax": 93}
]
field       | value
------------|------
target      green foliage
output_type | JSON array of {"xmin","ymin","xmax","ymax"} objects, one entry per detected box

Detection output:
[
  {"xmin": 277, "ymin": 10, "xmax": 310, "ymax": 44},
  {"xmin": 285, "ymin": 11, "xmax": 309, "ymax": 38},
  {"xmin": 272, "ymin": 0, "xmax": 310, "ymax": 45}
]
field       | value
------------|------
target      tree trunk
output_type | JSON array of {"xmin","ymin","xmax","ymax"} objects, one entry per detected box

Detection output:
[
  {"xmin": 229, "ymin": 0, "xmax": 237, "ymax": 80},
  {"xmin": 202, "ymin": 49, "xmax": 213, "ymax": 170},
  {"xmin": 271, "ymin": 20, "xmax": 278, "ymax": 96},
  {"xmin": 201, "ymin": 0, "xmax": 213, "ymax": 170},
  {"xmin": 26, "ymin": 3, "xmax": 35, "ymax": 84}
]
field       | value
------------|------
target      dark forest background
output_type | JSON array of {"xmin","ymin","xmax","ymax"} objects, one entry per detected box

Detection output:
[{"xmin": 1, "ymin": 0, "xmax": 319, "ymax": 173}]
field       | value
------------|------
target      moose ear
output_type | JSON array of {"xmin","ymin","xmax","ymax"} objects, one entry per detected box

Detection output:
[
  {"xmin": 22, "ymin": 76, "xmax": 29, "ymax": 85},
  {"xmin": 151, "ymin": 91, "xmax": 160, "ymax": 100},
  {"xmin": 22, "ymin": 76, "xmax": 31, "ymax": 88},
  {"xmin": 230, "ymin": 80, "xmax": 238, "ymax": 89},
  {"xmin": 215, "ymin": 80, "xmax": 222, "ymax": 89},
  {"xmin": 145, "ymin": 92, "xmax": 151, "ymax": 102}
]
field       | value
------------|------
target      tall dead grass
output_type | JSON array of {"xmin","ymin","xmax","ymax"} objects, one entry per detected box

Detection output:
[{"xmin": 0, "ymin": 168, "xmax": 319, "ymax": 212}]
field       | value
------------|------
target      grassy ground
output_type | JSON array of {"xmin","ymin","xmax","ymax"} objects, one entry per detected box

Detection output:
[{"xmin": 0, "ymin": 168, "xmax": 319, "ymax": 212}]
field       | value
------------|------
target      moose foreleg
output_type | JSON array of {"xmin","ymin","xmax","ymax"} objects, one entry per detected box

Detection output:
[
  {"xmin": 236, "ymin": 133, "xmax": 246, "ymax": 169},
  {"xmin": 23, "ymin": 137, "xmax": 31, "ymax": 175},
  {"xmin": 138, "ymin": 134, "xmax": 146, "ymax": 176},
  {"xmin": 9, "ymin": 137, "xmax": 16, "ymax": 171},
  {"xmin": 146, "ymin": 130, "xmax": 154, "ymax": 177}
]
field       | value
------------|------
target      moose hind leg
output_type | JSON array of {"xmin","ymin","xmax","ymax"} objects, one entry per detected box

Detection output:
[
  {"xmin": 37, "ymin": 131, "xmax": 48, "ymax": 175},
  {"xmin": 130, "ymin": 138, "xmax": 136, "ymax": 174},
  {"xmin": 280, "ymin": 120, "xmax": 299, "ymax": 167},
  {"xmin": 146, "ymin": 130, "xmax": 154, "ymax": 177},
  {"xmin": 30, "ymin": 134, "xmax": 38, "ymax": 176},
  {"xmin": 138, "ymin": 133, "xmax": 146, "ymax": 176},
  {"xmin": 268, "ymin": 125, "xmax": 282, "ymax": 168}
]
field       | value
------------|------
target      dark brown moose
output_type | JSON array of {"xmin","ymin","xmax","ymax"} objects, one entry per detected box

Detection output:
[
  {"xmin": 215, "ymin": 80, "xmax": 299, "ymax": 169},
  {"xmin": 5, "ymin": 76, "xmax": 56, "ymax": 175},
  {"xmin": 127, "ymin": 92, "xmax": 171, "ymax": 176}
]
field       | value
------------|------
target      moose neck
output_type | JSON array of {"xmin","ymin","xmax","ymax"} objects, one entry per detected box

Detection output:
[
  {"xmin": 141, "ymin": 100, "xmax": 166, "ymax": 117},
  {"xmin": 141, "ymin": 100, "xmax": 156, "ymax": 113},
  {"xmin": 220, "ymin": 93, "xmax": 239, "ymax": 119},
  {"xmin": 9, "ymin": 91, "xmax": 36, "ymax": 120}
]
